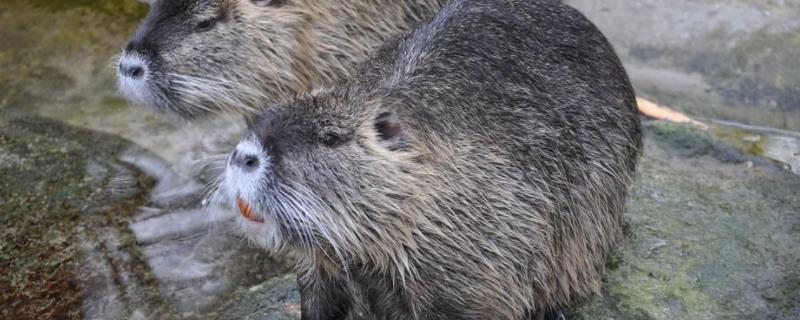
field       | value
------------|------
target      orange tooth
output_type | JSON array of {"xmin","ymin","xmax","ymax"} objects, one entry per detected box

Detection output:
[{"xmin": 236, "ymin": 196, "xmax": 262, "ymax": 222}]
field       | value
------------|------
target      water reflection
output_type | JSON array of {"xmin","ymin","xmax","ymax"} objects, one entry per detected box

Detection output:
[
  {"xmin": 709, "ymin": 120, "xmax": 800, "ymax": 175},
  {"xmin": 0, "ymin": 1, "xmax": 289, "ymax": 318},
  {"xmin": 77, "ymin": 146, "xmax": 289, "ymax": 319}
]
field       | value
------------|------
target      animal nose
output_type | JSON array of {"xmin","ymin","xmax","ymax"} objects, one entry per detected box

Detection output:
[
  {"xmin": 119, "ymin": 62, "xmax": 146, "ymax": 79},
  {"xmin": 230, "ymin": 150, "xmax": 260, "ymax": 172}
]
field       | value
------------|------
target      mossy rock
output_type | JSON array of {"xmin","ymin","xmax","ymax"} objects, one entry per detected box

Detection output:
[
  {"xmin": 216, "ymin": 274, "xmax": 301, "ymax": 320},
  {"xmin": 0, "ymin": 115, "xmax": 154, "ymax": 319},
  {"xmin": 645, "ymin": 121, "xmax": 749, "ymax": 164},
  {"xmin": 572, "ymin": 121, "xmax": 800, "ymax": 319}
]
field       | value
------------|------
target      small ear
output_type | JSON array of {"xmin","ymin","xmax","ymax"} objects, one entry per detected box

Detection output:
[{"xmin": 374, "ymin": 111, "xmax": 404, "ymax": 148}]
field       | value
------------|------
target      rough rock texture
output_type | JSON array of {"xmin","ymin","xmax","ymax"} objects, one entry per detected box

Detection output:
[
  {"xmin": 0, "ymin": 115, "xmax": 291, "ymax": 319},
  {"xmin": 566, "ymin": 0, "xmax": 800, "ymax": 130},
  {"xmin": 570, "ymin": 121, "xmax": 800, "ymax": 319},
  {"xmin": 1, "ymin": 2, "xmax": 293, "ymax": 319},
  {"xmin": 220, "ymin": 121, "xmax": 800, "ymax": 320},
  {"xmin": 0, "ymin": 115, "xmax": 153, "ymax": 319},
  {"xmin": 216, "ymin": 274, "xmax": 301, "ymax": 320}
]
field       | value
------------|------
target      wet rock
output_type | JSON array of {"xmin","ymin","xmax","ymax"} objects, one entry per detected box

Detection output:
[
  {"xmin": 707, "ymin": 122, "xmax": 800, "ymax": 176},
  {"xmin": 0, "ymin": 115, "xmax": 153, "ymax": 319},
  {"xmin": 216, "ymin": 274, "xmax": 301, "ymax": 320},
  {"xmin": 646, "ymin": 121, "xmax": 750, "ymax": 163},
  {"xmin": 566, "ymin": 0, "xmax": 800, "ymax": 130},
  {"xmin": 75, "ymin": 139, "xmax": 290, "ymax": 319},
  {"xmin": 0, "ymin": 115, "xmax": 291, "ymax": 319},
  {"xmin": 126, "ymin": 207, "xmax": 290, "ymax": 317},
  {"xmin": 571, "ymin": 121, "xmax": 800, "ymax": 319}
]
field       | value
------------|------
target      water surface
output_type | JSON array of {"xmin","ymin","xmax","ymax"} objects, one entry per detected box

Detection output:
[{"xmin": 1, "ymin": 1, "xmax": 289, "ymax": 318}]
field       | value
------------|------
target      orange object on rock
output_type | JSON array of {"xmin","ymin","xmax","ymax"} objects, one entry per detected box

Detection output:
[{"xmin": 636, "ymin": 97, "xmax": 707, "ymax": 129}]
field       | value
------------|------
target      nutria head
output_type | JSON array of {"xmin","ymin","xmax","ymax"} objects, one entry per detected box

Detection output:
[
  {"xmin": 222, "ymin": 91, "xmax": 418, "ymax": 267},
  {"xmin": 117, "ymin": 0, "xmax": 446, "ymax": 118},
  {"xmin": 117, "ymin": 0, "xmax": 311, "ymax": 117}
]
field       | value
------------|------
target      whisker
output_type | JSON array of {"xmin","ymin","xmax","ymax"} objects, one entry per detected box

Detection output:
[
  {"xmin": 168, "ymin": 73, "xmax": 267, "ymax": 115},
  {"xmin": 282, "ymin": 182, "xmax": 350, "ymax": 275}
]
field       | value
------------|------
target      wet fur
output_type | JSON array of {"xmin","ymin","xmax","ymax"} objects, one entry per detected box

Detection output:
[
  {"xmin": 224, "ymin": 0, "xmax": 642, "ymax": 319},
  {"xmin": 119, "ymin": 0, "xmax": 447, "ymax": 117}
]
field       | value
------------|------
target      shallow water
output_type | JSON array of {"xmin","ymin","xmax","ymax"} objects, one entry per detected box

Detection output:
[
  {"xmin": 0, "ymin": 0, "xmax": 798, "ymax": 319},
  {"xmin": 708, "ymin": 120, "xmax": 800, "ymax": 175},
  {"xmin": 1, "ymin": 1, "xmax": 288, "ymax": 319}
]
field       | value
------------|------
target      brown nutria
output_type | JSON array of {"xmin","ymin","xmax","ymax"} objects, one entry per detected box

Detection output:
[
  {"xmin": 220, "ymin": 0, "xmax": 642, "ymax": 318},
  {"xmin": 117, "ymin": 0, "xmax": 446, "ymax": 117}
]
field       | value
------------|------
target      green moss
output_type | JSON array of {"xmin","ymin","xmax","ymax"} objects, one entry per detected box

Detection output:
[
  {"xmin": 607, "ymin": 252, "xmax": 722, "ymax": 319},
  {"xmin": 707, "ymin": 125, "xmax": 767, "ymax": 157},
  {"xmin": 27, "ymin": 0, "xmax": 147, "ymax": 21},
  {"xmin": 645, "ymin": 121, "xmax": 753, "ymax": 164},
  {"xmin": 571, "ymin": 122, "xmax": 800, "ymax": 319},
  {"xmin": 645, "ymin": 121, "xmax": 715, "ymax": 157},
  {"xmin": 0, "ymin": 116, "xmax": 153, "ymax": 319},
  {"xmin": 0, "ymin": 0, "xmax": 145, "ymax": 112},
  {"xmin": 217, "ymin": 274, "xmax": 300, "ymax": 320}
]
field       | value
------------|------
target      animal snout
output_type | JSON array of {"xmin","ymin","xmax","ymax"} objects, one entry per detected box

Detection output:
[
  {"xmin": 224, "ymin": 138, "xmax": 267, "ymax": 204},
  {"xmin": 118, "ymin": 55, "xmax": 148, "ymax": 80},
  {"xmin": 230, "ymin": 149, "xmax": 260, "ymax": 172},
  {"xmin": 119, "ymin": 62, "xmax": 146, "ymax": 79}
]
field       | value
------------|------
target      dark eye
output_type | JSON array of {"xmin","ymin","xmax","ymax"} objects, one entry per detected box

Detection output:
[
  {"xmin": 321, "ymin": 133, "xmax": 340, "ymax": 147},
  {"xmin": 196, "ymin": 18, "xmax": 217, "ymax": 32}
]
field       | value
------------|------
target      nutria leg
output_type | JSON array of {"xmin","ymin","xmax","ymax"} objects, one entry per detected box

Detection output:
[
  {"xmin": 534, "ymin": 310, "xmax": 566, "ymax": 320},
  {"xmin": 297, "ymin": 268, "xmax": 351, "ymax": 320}
]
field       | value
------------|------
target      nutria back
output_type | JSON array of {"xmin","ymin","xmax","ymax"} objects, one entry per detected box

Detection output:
[
  {"xmin": 224, "ymin": 0, "xmax": 641, "ymax": 318},
  {"xmin": 117, "ymin": 0, "xmax": 447, "ymax": 117}
]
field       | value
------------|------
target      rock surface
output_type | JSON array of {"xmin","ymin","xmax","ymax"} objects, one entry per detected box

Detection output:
[
  {"xmin": 571, "ymin": 121, "xmax": 800, "ymax": 319},
  {"xmin": 218, "ymin": 121, "xmax": 800, "ymax": 320},
  {"xmin": 1, "ymin": 2, "xmax": 291, "ymax": 319},
  {"xmin": 0, "ymin": 115, "xmax": 291, "ymax": 319},
  {"xmin": 0, "ymin": 115, "xmax": 153, "ymax": 319},
  {"xmin": 566, "ymin": 0, "xmax": 800, "ymax": 131},
  {"xmin": 216, "ymin": 274, "xmax": 301, "ymax": 320}
]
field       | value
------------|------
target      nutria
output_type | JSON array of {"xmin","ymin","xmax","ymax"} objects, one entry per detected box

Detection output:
[
  {"xmin": 117, "ymin": 0, "xmax": 446, "ymax": 117},
  {"xmin": 221, "ymin": 0, "xmax": 642, "ymax": 318}
]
